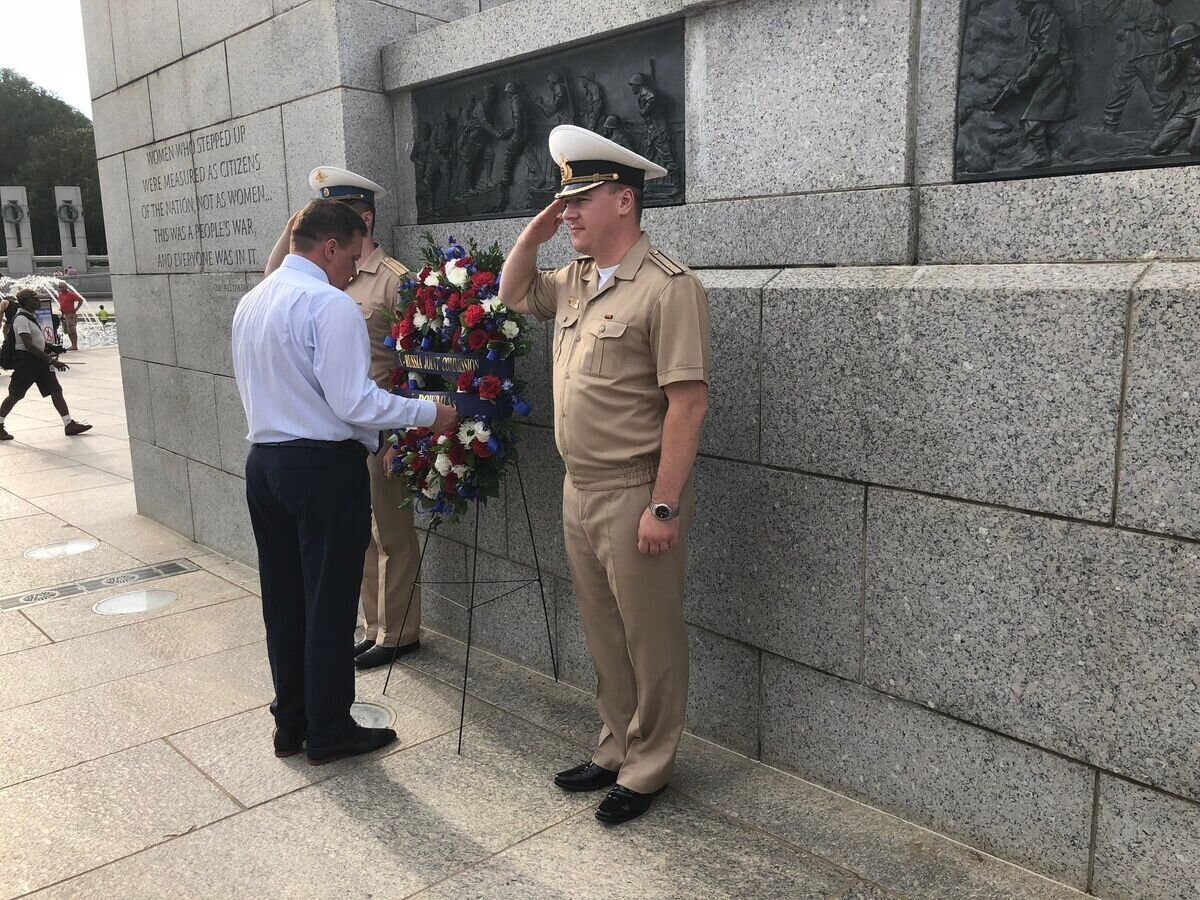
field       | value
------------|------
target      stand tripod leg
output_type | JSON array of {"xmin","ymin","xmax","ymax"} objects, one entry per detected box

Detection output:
[
  {"xmin": 458, "ymin": 500, "xmax": 482, "ymax": 755},
  {"xmin": 515, "ymin": 456, "xmax": 558, "ymax": 681},
  {"xmin": 383, "ymin": 518, "xmax": 436, "ymax": 697}
]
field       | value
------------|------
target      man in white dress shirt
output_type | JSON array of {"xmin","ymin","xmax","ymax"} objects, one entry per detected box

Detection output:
[{"xmin": 232, "ymin": 200, "xmax": 457, "ymax": 765}]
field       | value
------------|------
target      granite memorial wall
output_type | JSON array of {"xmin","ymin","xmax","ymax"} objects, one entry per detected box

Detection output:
[{"xmin": 86, "ymin": 1, "xmax": 1199, "ymax": 896}]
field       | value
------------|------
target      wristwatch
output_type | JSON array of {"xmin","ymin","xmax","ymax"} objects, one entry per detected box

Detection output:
[{"xmin": 649, "ymin": 500, "xmax": 679, "ymax": 521}]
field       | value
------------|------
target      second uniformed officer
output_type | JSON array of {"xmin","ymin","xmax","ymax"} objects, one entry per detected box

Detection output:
[
  {"xmin": 265, "ymin": 168, "xmax": 425, "ymax": 669},
  {"xmin": 499, "ymin": 125, "xmax": 711, "ymax": 825}
]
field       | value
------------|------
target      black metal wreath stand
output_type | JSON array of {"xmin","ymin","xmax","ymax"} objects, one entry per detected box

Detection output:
[{"xmin": 382, "ymin": 454, "xmax": 557, "ymax": 753}]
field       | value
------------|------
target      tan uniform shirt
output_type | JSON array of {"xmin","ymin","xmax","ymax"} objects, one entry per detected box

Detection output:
[
  {"xmin": 347, "ymin": 243, "xmax": 410, "ymax": 388},
  {"xmin": 525, "ymin": 232, "xmax": 711, "ymax": 490}
]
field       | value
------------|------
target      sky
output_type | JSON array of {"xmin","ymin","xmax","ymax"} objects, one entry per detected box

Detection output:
[{"xmin": 1, "ymin": 0, "xmax": 94, "ymax": 119}]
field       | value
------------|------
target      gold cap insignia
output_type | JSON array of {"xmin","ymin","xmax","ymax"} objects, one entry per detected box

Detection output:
[
  {"xmin": 315, "ymin": 170, "xmax": 327, "ymax": 183},
  {"xmin": 559, "ymin": 156, "xmax": 573, "ymax": 184}
]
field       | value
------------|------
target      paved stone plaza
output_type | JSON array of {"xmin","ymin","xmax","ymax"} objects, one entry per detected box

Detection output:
[{"xmin": 0, "ymin": 348, "xmax": 1101, "ymax": 898}]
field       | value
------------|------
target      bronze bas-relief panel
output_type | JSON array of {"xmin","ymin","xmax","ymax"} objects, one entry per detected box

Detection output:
[
  {"xmin": 956, "ymin": 0, "xmax": 1200, "ymax": 180},
  {"xmin": 410, "ymin": 20, "xmax": 685, "ymax": 224}
]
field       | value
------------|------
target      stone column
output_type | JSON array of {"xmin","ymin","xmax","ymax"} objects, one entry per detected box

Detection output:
[
  {"xmin": 54, "ymin": 186, "xmax": 89, "ymax": 273},
  {"xmin": 1, "ymin": 186, "xmax": 34, "ymax": 276}
]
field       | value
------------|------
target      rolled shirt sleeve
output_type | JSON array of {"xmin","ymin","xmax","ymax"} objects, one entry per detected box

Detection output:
[
  {"xmin": 312, "ymin": 295, "xmax": 437, "ymax": 430},
  {"xmin": 649, "ymin": 275, "xmax": 712, "ymax": 387},
  {"xmin": 525, "ymin": 267, "xmax": 570, "ymax": 322}
]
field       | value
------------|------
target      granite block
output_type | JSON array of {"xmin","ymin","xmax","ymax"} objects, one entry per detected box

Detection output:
[
  {"xmin": 180, "ymin": 0, "xmax": 274, "ymax": 55},
  {"xmin": 0, "ymin": 741, "xmax": 237, "ymax": 898},
  {"xmin": 96, "ymin": 155, "xmax": 136, "ymax": 274},
  {"xmin": 130, "ymin": 438, "xmax": 194, "ymax": 539},
  {"xmin": 418, "ymin": 477, "xmax": 507, "ymax": 558},
  {"xmin": 465, "ymin": 552, "xmax": 558, "ymax": 677},
  {"xmin": 919, "ymin": 166, "xmax": 1200, "ymax": 264},
  {"xmin": 416, "ymin": 532, "xmax": 470, "ymax": 642},
  {"xmin": 420, "ymin": 791, "xmax": 852, "ymax": 899},
  {"xmin": 505, "ymin": 426, "xmax": 569, "ymax": 579},
  {"xmin": 914, "ymin": 0, "xmax": 960, "ymax": 185},
  {"xmin": 335, "ymin": 0, "xmax": 419, "ymax": 91},
  {"xmin": 123, "ymin": 139, "xmax": 203, "ymax": 275},
  {"xmin": 371, "ymin": 0, "xmax": 476, "ymax": 19},
  {"xmin": 170, "ymin": 273, "xmax": 248, "ymax": 377},
  {"xmin": 148, "ymin": 44, "xmax": 231, "ymax": 140},
  {"xmin": 113, "ymin": 276, "xmax": 174, "ymax": 364},
  {"xmin": 687, "ymin": 457, "xmax": 864, "ymax": 679},
  {"xmin": 226, "ymin": 0, "xmax": 342, "ymax": 116},
  {"xmin": 0, "ymin": 611, "xmax": 50, "ymax": 656},
  {"xmin": 282, "ymin": 88, "xmax": 350, "ymax": 211},
  {"xmin": 696, "ymin": 269, "xmax": 775, "ymax": 462},
  {"xmin": 341, "ymin": 89, "xmax": 401, "ymax": 246},
  {"xmin": 760, "ymin": 654, "xmax": 1095, "ymax": 886},
  {"xmin": 80, "ymin": 0, "xmax": 117, "ymax": 98},
  {"xmin": 865, "ymin": 489, "xmax": 1200, "ymax": 801},
  {"xmin": 0, "ymin": 489, "xmax": 40, "ymax": 522},
  {"xmin": 119, "ymin": 356, "xmax": 155, "ymax": 443},
  {"xmin": 674, "ymin": 735, "xmax": 1090, "ymax": 900},
  {"xmin": 394, "ymin": 188, "xmax": 915, "ymax": 269},
  {"xmin": 148, "ymin": 363, "xmax": 221, "ymax": 467},
  {"xmin": 109, "ymin": 0, "xmax": 183, "ymax": 84},
  {"xmin": 686, "ymin": 0, "xmax": 911, "ymax": 200},
  {"xmin": 686, "ymin": 626, "xmax": 759, "ymax": 758},
  {"xmin": 763, "ymin": 264, "xmax": 1136, "ymax": 519},
  {"xmin": 188, "ymin": 460, "xmax": 256, "ymax": 565},
  {"xmin": 91, "ymin": 80, "xmax": 153, "ymax": 158},
  {"xmin": 1118, "ymin": 263, "xmax": 1200, "ymax": 540},
  {"xmin": 193, "ymin": 109, "xmax": 290, "ymax": 272},
  {"xmin": 382, "ymin": 0, "xmax": 715, "ymax": 91},
  {"xmin": 1092, "ymin": 777, "xmax": 1200, "ymax": 900},
  {"xmin": 214, "ymin": 375, "xmax": 249, "ymax": 476},
  {"xmin": 391, "ymin": 91, "xmax": 417, "ymax": 227},
  {"xmin": 552, "ymin": 574, "xmax": 594, "ymax": 693}
]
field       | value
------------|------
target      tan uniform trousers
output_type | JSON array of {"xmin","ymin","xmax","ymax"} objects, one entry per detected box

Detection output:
[
  {"xmin": 360, "ymin": 445, "xmax": 422, "ymax": 647},
  {"xmin": 563, "ymin": 474, "xmax": 694, "ymax": 794}
]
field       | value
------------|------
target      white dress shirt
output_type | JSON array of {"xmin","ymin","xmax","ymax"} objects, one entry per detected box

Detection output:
[{"xmin": 232, "ymin": 254, "xmax": 436, "ymax": 451}]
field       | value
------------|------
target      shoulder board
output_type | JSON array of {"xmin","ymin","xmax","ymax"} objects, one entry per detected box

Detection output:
[
  {"xmin": 647, "ymin": 248, "xmax": 685, "ymax": 277},
  {"xmin": 380, "ymin": 257, "xmax": 410, "ymax": 278}
]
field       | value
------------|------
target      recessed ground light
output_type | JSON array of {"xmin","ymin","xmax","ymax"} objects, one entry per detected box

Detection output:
[
  {"xmin": 351, "ymin": 702, "xmax": 394, "ymax": 729},
  {"xmin": 25, "ymin": 538, "xmax": 99, "ymax": 560},
  {"xmin": 93, "ymin": 590, "xmax": 179, "ymax": 615}
]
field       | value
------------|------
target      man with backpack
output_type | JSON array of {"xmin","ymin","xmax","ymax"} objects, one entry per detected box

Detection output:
[{"xmin": 0, "ymin": 289, "xmax": 91, "ymax": 441}]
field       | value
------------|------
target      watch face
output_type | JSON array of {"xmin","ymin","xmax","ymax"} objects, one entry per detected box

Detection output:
[{"xmin": 653, "ymin": 504, "xmax": 671, "ymax": 520}]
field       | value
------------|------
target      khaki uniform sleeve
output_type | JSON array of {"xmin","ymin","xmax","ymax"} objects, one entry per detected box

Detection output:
[
  {"xmin": 525, "ymin": 267, "xmax": 568, "ymax": 322},
  {"xmin": 649, "ymin": 274, "xmax": 712, "ymax": 387}
]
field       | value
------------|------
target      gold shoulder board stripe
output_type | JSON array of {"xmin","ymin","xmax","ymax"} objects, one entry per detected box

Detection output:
[
  {"xmin": 648, "ymin": 249, "xmax": 684, "ymax": 276},
  {"xmin": 381, "ymin": 257, "xmax": 410, "ymax": 278}
]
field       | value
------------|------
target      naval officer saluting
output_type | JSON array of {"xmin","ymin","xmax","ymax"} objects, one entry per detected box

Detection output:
[
  {"xmin": 234, "ymin": 199, "xmax": 457, "ymax": 764},
  {"xmin": 499, "ymin": 126, "xmax": 711, "ymax": 824}
]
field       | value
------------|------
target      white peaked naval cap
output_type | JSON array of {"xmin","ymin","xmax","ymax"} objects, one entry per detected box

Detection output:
[
  {"xmin": 548, "ymin": 125, "xmax": 667, "ymax": 199},
  {"xmin": 308, "ymin": 166, "xmax": 386, "ymax": 206}
]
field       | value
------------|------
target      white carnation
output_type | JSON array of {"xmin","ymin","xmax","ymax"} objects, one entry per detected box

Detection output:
[
  {"xmin": 483, "ymin": 298, "xmax": 504, "ymax": 314},
  {"xmin": 452, "ymin": 464, "xmax": 468, "ymax": 478},
  {"xmin": 501, "ymin": 320, "xmax": 519, "ymax": 339},
  {"xmin": 413, "ymin": 312, "xmax": 428, "ymax": 328},
  {"xmin": 457, "ymin": 422, "xmax": 476, "ymax": 445},
  {"xmin": 423, "ymin": 274, "xmax": 440, "ymax": 287},
  {"xmin": 422, "ymin": 481, "xmax": 440, "ymax": 499},
  {"xmin": 446, "ymin": 265, "xmax": 470, "ymax": 288},
  {"xmin": 434, "ymin": 453, "xmax": 452, "ymax": 475}
]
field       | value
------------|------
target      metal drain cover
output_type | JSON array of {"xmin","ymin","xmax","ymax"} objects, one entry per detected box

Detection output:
[
  {"xmin": 350, "ymin": 702, "xmax": 394, "ymax": 729},
  {"xmin": 25, "ymin": 538, "xmax": 99, "ymax": 560},
  {"xmin": 93, "ymin": 590, "xmax": 179, "ymax": 616}
]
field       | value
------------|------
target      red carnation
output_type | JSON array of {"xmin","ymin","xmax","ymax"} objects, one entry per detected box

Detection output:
[
  {"xmin": 460, "ymin": 256, "xmax": 474, "ymax": 268},
  {"xmin": 448, "ymin": 442, "xmax": 466, "ymax": 465},
  {"xmin": 471, "ymin": 271, "xmax": 496, "ymax": 288},
  {"xmin": 446, "ymin": 293, "xmax": 461, "ymax": 311},
  {"xmin": 400, "ymin": 333, "xmax": 418, "ymax": 350},
  {"xmin": 451, "ymin": 328, "xmax": 462, "ymax": 349},
  {"xmin": 471, "ymin": 439, "xmax": 493, "ymax": 458},
  {"xmin": 398, "ymin": 319, "xmax": 415, "ymax": 338},
  {"xmin": 477, "ymin": 375, "xmax": 502, "ymax": 400},
  {"xmin": 404, "ymin": 301, "xmax": 418, "ymax": 320},
  {"xmin": 467, "ymin": 330, "xmax": 489, "ymax": 352},
  {"xmin": 421, "ymin": 296, "xmax": 436, "ymax": 319},
  {"xmin": 456, "ymin": 372, "xmax": 475, "ymax": 392},
  {"xmin": 443, "ymin": 472, "xmax": 458, "ymax": 493},
  {"xmin": 462, "ymin": 305, "xmax": 485, "ymax": 329}
]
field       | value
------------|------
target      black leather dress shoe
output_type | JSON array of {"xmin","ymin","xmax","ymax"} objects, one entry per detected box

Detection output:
[
  {"xmin": 595, "ymin": 784, "xmax": 666, "ymax": 824},
  {"xmin": 353, "ymin": 638, "xmax": 375, "ymax": 657},
  {"xmin": 306, "ymin": 725, "xmax": 397, "ymax": 765},
  {"xmin": 354, "ymin": 641, "xmax": 420, "ymax": 670},
  {"xmin": 554, "ymin": 761, "xmax": 619, "ymax": 793},
  {"xmin": 273, "ymin": 728, "xmax": 304, "ymax": 758}
]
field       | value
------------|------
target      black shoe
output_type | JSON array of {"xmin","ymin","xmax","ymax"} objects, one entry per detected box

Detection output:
[
  {"xmin": 554, "ymin": 761, "xmax": 619, "ymax": 793},
  {"xmin": 64, "ymin": 421, "xmax": 92, "ymax": 436},
  {"xmin": 353, "ymin": 638, "xmax": 375, "ymax": 657},
  {"xmin": 306, "ymin": 725, "xmax": 397, "ymax": 766},
  {"xmin": 0, "ymin": 426, "xmax": 11, "ymax": 441},
  {"xmin": 596, "ymin": 783, "xmax": 666, "ymax": 825},
  {"xmin": 273, "ymin": 728, "xmax": 304, "ymax": 758},
  {"xmin": 354, "ymin": 641, "xmax": 420, "ymax": 670}
]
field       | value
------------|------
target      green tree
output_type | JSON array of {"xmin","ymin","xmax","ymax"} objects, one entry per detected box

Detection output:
[{"xmin": 0, "ymin": 69, "xmax": 107, "ymax": 256}]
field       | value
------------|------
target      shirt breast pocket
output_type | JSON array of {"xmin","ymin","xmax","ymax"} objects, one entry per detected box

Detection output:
[
  {"xmin": 553, "ymin": 308, "xmax": 581, "ymax": 361},
  {"xmin": 583, "ymin": 319, "xmax": 628, "ymax": 378}
]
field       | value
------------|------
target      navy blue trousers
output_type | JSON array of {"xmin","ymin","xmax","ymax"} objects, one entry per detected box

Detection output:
[{"xmin": 245, "ymin": 442, "xmax": 372, "ymax": 749}]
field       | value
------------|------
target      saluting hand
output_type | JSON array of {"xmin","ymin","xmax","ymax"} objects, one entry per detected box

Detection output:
[
  {"xmin": 524, "ymin": 199, "xmax": 565, "ymax": 246},
  {"xmin": 637, "ymin": 508, "xmax": 679, "ymax": 557}
]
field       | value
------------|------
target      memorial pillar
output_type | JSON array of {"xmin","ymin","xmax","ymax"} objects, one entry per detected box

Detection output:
[
  {"xmin": 1, "ymin": 186, "xmax": 34, "ymax": 276},
  {"xmin": 54, "ymin": 186, "xmax": 89, "ymax": 273}
]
